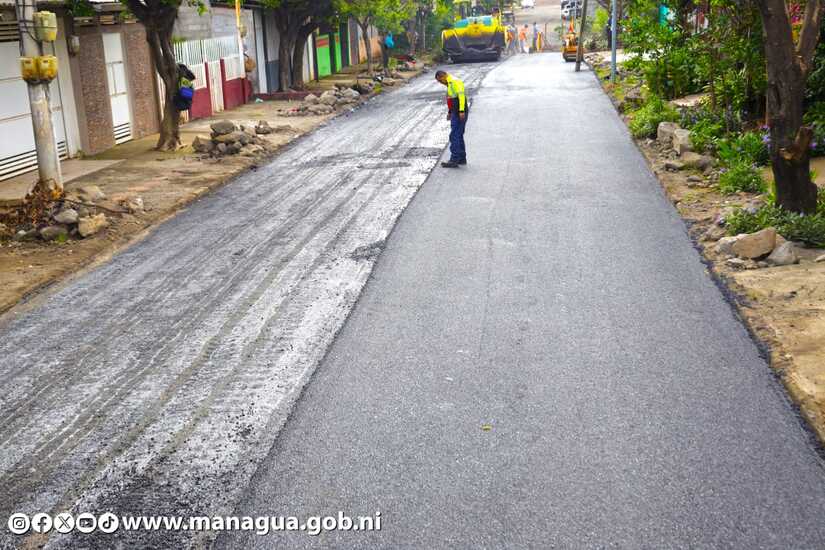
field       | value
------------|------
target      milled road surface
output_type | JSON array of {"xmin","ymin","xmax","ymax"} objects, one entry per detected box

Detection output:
[
  {"xmin": 0, "ymin": 64, "xmax": 493, "ymax": 549},
  {"xmin": 219, "ymin": 54, "xmax": 825, "ymax": 548}
]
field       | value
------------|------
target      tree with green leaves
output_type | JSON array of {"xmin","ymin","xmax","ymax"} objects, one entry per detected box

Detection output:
[
  {"xmin": 402, "ymin": 0, "xmax": 452, "ymax": 55},
  {"xmin": 124, "ymin": 0, "xmax": 206, "ymax": 151},
  {"xmin": 335, "ymin": 0, "xmax": 415, "ymax": 73}
]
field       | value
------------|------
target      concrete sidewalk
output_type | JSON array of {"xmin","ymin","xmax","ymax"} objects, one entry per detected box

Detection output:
[{"xmin": 219, "ymin": 53, "xmax": 825, "ymax": 549}]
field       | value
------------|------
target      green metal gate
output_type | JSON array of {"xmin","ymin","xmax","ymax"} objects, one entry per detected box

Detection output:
[{"xmin": 315, "ymin": 33, "xmax": 332, "ymax": 78}]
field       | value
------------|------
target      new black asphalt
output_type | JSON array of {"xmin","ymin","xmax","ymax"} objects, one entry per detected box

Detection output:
[{"xmin": 220, "ymin": 54, "xmax": 825, "ymax": 549}]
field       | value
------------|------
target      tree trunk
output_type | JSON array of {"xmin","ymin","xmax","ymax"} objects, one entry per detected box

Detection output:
[
  {"xmin": 279, "ymin": 29, "xmax": 298, "ymax": 91},
  {"xmin": 274, "ymin": 10, "xmax": 299, "ymax": 92},
  {"xmin": 157, "ymin": 95, "xmax": 181, "ymax": 150},
  {"xmin": 757, "ymin": 0, "xmax": 821, "ymax": 214},
  {"xmin": 146, "ymin": 26, "xmax": 182, "ymax": 151},
  {"xmin": 291, "ymin": 26, "xmax": 313, "ymax": 90},
  {"xmin": 278, "ymin": 36, "xmax": 291, "ymax": 91},
  {"xmin": 766, "ymin": 75, "xmax": 819, "ymax": 212},
  {"xmin": 359, "ymin": 21, "xmax": 373, "ymax": 75}
]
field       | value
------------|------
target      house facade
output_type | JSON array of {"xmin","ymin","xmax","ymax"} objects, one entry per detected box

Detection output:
[
  {"xmin": 0, "ymin": 0, "xmax": 382, "ymax": 185},
  {"xmin": 0, "ymin": 0, "xmax": 160, "ymax": 182}
]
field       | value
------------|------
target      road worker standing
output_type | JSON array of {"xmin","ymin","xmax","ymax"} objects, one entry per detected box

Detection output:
[{"xmin": 435, "ymin": 70, "xmax": 468, "ymax": 168}]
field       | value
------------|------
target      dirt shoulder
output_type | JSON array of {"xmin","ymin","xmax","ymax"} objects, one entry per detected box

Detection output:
[
  {"xmin": 0, "ymin": 65, "xmax": 427, "ymax": 316},
  {"xmin": 586, "ymin": 54, "xmax": 825, "ymax": 443}
]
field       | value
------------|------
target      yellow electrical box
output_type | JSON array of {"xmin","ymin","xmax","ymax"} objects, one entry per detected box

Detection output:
[
  {"xmin": 20, "ymin": 57, "xmax": 38, "ymax": 82},
  {"xmin": 36, "ymin": 55, "xmax": 58, "ymax": 81},
  {"xmin": 33, "ymin": 11, "xmax": 58, "ymax": 42}
]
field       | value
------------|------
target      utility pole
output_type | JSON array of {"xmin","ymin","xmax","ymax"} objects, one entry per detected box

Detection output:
[
  {"xmin": 610, "ymin": 0, "xmax": 617, "ymax": 82},
  {"xmin": 234, "ymin": 0, "xmax": 244, "ymax": 62},
  {"xmin": 574, "ymin": 0, "xmax": 589, "ymax": 72},
  {"xmin": 16, "ymin": 0, "xmax": 62, "ymax": 193}
]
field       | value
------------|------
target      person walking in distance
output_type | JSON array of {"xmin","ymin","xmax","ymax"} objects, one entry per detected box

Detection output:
[
  {"xmin": 519, "ymin": 25, "xmax": 529, "ymax": 53},
  {"xmin": 435, "ymin": 70, "xmax": 468, "ymax": 168}
]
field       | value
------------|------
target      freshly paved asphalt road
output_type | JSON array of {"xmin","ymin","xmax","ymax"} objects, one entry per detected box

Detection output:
[{"xmin": 219, "ymin": 54, "xmax": 825, "ymax": 548}]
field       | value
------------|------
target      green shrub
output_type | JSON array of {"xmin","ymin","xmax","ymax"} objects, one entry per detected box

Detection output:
[
  {"xmin": 593, "ymin": 7, "xmax": 609, "ymax": 33},
  {"xmin": 689, "ymin": 118, "xmax": 726, "ymax": 153},
  {"xmin": 717, "ymin": 162, "xmax": 766, "ymax": 194},
  {"xmin": 716, "ymin": 132, "xmax": 770, "ymax": 167},
  {"xmin": 803, "ymin": 101, "xmax": 825, "ymax": 126},
  {"xmin": 726, "ymin": 190, "xmax": 825, "ymax": 246},
  {"xmin": 628, "ymin": 96, "xmax": 679, "ymax": 138}
]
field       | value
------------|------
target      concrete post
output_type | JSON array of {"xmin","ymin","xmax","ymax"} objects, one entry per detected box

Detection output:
[
  {"xmin": 610, "ymin": 0, "xmax": 617, "ymax": 82},
  {"xmin": 575, "ymin": 0, "xmax": 589, "ymax": 72},
  {"xmin": 16, "ymin": 0, "xmax": 63, "ymax": 193}
]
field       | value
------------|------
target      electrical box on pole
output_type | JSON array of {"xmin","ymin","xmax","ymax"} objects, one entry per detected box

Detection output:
[{"xmin": 15, "ymin": 0, "xmax": 63, "ymax": 193}]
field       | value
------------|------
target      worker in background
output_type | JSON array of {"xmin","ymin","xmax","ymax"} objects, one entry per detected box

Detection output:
[
  {"xmin": 508, "ymin": 24, "xmax": 518, "ymax": 55},
  {"xmin": 532, "ymin": 22, "xmax": 539, "ymax": 52},
  {"xmin": 435, "ymin": 70, "xmax": 468, "ymax": 168},
  {"xmin": 519, "ymin": 25, "xmax": 529, "ymax": 53}
]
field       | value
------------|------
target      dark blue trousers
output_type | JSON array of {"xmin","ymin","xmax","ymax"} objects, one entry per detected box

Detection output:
[{"xmin": 449, "ymin": 111, "xmax": 467, "ymax": 163}]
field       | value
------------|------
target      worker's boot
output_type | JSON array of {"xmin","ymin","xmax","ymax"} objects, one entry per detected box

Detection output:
[
  {"xmin": 441, "ymin": 161, "xmax": 460, "ymax": 168},
  {"xmin": 457, "ymin": 158, "xmax": 467, "ymax": 165}
]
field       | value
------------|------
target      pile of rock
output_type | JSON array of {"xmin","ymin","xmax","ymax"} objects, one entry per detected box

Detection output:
[
  {"xmin": 620, "ymin": 86, "xmax": 644, "ymax": 111},
  {"xmin": 192, "ymin": 120, "xmax": 274, "ymax": 157},
  {"xmin": 713, "ymin": 227, "xmax": 800, "ymax": 268},
  {"xmin": 285, "ymin": 87, "xmax": 364, "ymax": 117},
  {"xmin": 656, "ymin": 121, "xmax": 715, "ymax": 178},
  {"xmin": 13, "ymin": 185, "xmax": 110, "ymax": 242}
]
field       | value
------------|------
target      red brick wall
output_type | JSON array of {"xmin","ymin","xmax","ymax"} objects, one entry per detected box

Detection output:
[
  {"xmin": 75, "ymin": 29, "xmax": 115, "ymax": 155},
  {"xmin": 122, "ymin": 24, "xmax": 160, "ymax": 139},
  {"xmin": 69, "ymin": 23, "xmax": 160, "ymax": 155}
]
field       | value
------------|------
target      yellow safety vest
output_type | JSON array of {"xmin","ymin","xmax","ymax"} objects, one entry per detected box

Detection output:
[{"xmin": 446, "ymin": 75, "xmax": 467, "ymax": 113}]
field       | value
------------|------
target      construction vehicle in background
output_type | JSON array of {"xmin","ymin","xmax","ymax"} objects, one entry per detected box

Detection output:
[
  {"xmin": 442, "ymin": 0, "xmax": 507, "ymax": 63},
  {"xmin": 562, "ymin": 20, "xmax": 578, "ymax": 61}
]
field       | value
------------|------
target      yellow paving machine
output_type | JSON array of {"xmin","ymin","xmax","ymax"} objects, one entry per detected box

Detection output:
[{"xmin": 442, "ymin": 0, "xmax": 506, "ymax": 63}]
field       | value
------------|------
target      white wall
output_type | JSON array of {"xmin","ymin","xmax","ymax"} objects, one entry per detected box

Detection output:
[
  {"xmin": 52, "ymin": 16, "xmax": 80, "ymax": 157},
  {"xmin": 303, "ymin": 34, "xmax": 314, "ymax": 83}
]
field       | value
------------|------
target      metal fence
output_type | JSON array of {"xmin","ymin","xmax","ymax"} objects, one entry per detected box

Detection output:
[
  {"xmin": 174, "ymin": 35, "xmax": 239, "ymax": 65},
  {"xmin": 166, "ymin": 35, "xmax": 242, "ymax": 117}
]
